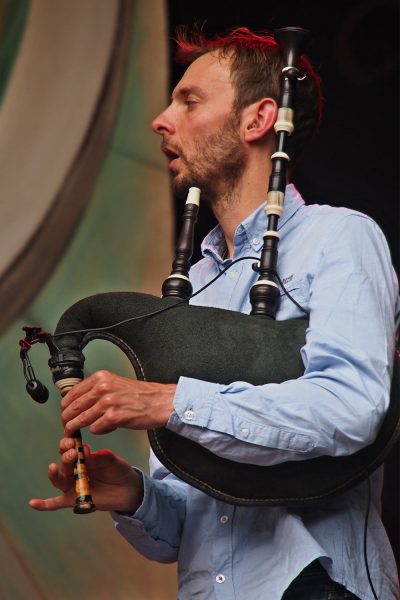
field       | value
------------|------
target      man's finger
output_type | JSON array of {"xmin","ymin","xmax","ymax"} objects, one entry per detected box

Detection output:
[
  {"xmin": 48, "ymin": 460, "xmax": 73, "ymax": 491},
  {"xmin": 60, "ymin": 377, "xmax": 94, "ymax": 409},
  {"xmin": 88, "ymin": 415, "xmax": 117, "ymax": 435},
  {"xmin": 60, "ymin": 370, "xmax": 113, "ymax": 410},
  {"xmin": 59, "ymin": 437, "xmax": 76, "ymax": 453},
  {"xmin": 29, "ymin": 494, "xmax": 72, "ymax": 511},
  {"xmin": 61, "ymin": 391, "xmax": 99, "ymax": 427},
  {"xmin": 63, "ymin": 405, "xmax": 101, "ymax": 436}
]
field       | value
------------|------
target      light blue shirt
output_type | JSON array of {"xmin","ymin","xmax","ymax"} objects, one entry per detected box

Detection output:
[{"xmin": 113, "ymin": 185, "xmax": 399, "ymax": 599}]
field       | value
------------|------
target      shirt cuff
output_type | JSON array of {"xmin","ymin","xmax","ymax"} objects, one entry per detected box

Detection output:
[{"xmin": 168, "ymin": 376, "xmax": 221, "ymax": 429}]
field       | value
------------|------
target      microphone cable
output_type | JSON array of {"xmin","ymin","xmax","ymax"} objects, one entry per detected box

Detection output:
[
  {"xmin": 364, "ymin": 477, "xmax": 379, "ymax": 600},
  {"xmin": 53, "ymin": 256, "xmax": 308, "ymax": 338}
]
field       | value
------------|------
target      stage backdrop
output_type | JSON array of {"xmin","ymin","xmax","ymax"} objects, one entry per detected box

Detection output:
[
  {"xmin": 0, "ymin": 1, "xmax": 398, "ymax": 598},
  {"xmin": 0, "ymin": 0, "xmax": 177, "ymax": 598}
]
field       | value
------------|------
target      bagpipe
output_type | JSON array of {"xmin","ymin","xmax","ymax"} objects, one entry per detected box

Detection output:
[{"xmin": 19, "ymin": 28, "xmax": 400, "ymax": 514}]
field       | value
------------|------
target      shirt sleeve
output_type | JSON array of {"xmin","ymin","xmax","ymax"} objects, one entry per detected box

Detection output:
[
  {"xmin": 111, "ymin": 452, "xmax": 187, "ymax": 563},
  {"xmin": 166, "ymin": 214, "xmax": 399, "ymax": 466}
]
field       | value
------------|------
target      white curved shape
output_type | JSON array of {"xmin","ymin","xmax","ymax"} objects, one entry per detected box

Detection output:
[{"xmin": 0, "ymin": 0, "xmax": 118, "ymax": 277}]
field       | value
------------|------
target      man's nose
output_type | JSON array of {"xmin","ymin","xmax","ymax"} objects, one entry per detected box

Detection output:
[{"xmin": 151, "ymin": 108, "xmax": 175, "ymax": 136}]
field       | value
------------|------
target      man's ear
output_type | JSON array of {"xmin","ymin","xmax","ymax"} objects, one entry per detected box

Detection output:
[{"xmin": 243, "ymin": 98, "xmax": 278, "ymax": 142}]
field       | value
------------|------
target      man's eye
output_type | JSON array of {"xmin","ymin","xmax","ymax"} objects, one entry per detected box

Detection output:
[{"xmin": 185, "ymin": 100, "xmax": 197, "ymax": 108}]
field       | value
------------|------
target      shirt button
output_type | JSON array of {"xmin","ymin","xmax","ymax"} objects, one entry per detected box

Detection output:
[
  {"xmin": 252, "ymin": 237, "xmax": 261, "ymax": 245},
  {"xmin": 184, "ymin": 410, "xmax": 194, "ymax": 420},
  {"xmin": 228, "ymin": 270, "xmax": 237, "ymax": 279},
  {"xmin": 241, "ymin": 427, "xmax": 250, "ymax": 438},
  {"xmin": 216, "ymin": 574, "xmax": 226, "ymax": 584},
  {"xmin": 220, "ymin": 515, "xmax": 229, "ymax": 524}
]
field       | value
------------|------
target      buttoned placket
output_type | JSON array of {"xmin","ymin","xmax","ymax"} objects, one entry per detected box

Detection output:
[
  {"xmin": 206, "ymin": 258, "xmax": 243, "ymax": 310},
  {"xmin": 212, "ymin": 503, "xmax": 236, "ymax": 599},
  {"xmin": 223, "ymin": 237, "xmax": 253, "ymax": 311}
]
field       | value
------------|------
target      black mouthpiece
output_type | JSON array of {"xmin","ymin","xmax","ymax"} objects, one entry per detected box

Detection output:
[{"xmin": 274, "ymin": 27, "xmax": 310, "ymax": 67}]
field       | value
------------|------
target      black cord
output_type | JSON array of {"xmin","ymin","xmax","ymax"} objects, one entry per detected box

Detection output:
[
  {"xmin": 51, "ymin": 260, "xmax": 248, "ymax": 338},
  {"xmin": 190, "ymin": 256, "xmax": 258, "ymax": 298},
  {"xmin": 275, "ymin": 272, "xmax": 309, "ymax": 316},
  {"xmin": 53, "ymin": 256, "xmax": 308, "ymax": 338},
  {"xmin": 364, "ymin": 477, "xmax": 379, "ymax": 600}
]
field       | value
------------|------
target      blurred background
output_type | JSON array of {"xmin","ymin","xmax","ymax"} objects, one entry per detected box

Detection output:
[{"xmin": 0, "ymin": 1, "xmax": 398, "ymax": 598}]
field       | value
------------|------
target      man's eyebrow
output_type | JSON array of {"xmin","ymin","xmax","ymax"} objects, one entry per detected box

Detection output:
[{"xmin": 171, "ymin": 85, "xmax": 206, "ymax": 101}]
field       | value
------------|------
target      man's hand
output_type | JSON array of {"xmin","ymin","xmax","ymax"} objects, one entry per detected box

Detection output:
[
  {"xmin": 29, "ymin": 438, "xmax": 143, "ymax": 513},
  {"xmin": 61, "ymin": 370, "xmax": 176, "ymax": 436}
]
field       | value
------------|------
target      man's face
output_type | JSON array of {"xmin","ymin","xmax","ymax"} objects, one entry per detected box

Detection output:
[{"xmin": 152, "ymin": 52, "xmax": 247, "ymax": 203}]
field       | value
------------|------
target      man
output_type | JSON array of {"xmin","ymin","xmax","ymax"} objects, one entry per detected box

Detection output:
[{"xmin": 30, "ymin": 28, "xmax": 399, "ymax": 599}]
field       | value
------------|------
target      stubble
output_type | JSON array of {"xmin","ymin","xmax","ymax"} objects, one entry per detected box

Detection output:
[{"xmin": 171, "ymin": 113, "xmax": 247, "ymax": 209}]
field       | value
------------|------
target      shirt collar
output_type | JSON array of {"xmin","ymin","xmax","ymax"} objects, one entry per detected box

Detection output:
[{"xmin": 201, "ymin": 184, "xmax": 305, "ymax": 261}]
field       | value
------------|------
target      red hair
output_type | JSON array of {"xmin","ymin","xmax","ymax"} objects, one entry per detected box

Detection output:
[{"xmin": 174, "ymin": 27, "xmax": 323, "ymax": 167}]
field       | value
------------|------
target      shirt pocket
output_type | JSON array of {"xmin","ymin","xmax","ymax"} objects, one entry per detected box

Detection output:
[
  {"xmin": 278, "ymin": 275, "xmax": 309, "ymax": 318},
  {"xmin": 241, "ymin": 274, "xmax": 309, "ymax": 316}
]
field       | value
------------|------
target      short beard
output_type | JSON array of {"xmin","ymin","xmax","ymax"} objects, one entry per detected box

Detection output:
[{"xmin": 171, "ymin": 114, "xmax": 247, "ymax": 207}]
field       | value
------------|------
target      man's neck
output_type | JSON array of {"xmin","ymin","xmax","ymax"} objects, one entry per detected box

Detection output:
[{"xmin": 212, "ymin": 160, "xmax": 271, "ymax": 258}]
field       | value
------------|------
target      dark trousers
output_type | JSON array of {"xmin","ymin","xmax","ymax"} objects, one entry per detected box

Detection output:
[{"xmin": 282, "ymin": 560, "xmax": 360, "ymax": 600}]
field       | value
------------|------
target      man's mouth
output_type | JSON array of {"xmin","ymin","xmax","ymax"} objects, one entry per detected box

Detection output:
[{"xmin": 162, "ymin": 146, "xmax": 181, "ymax": 171}]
